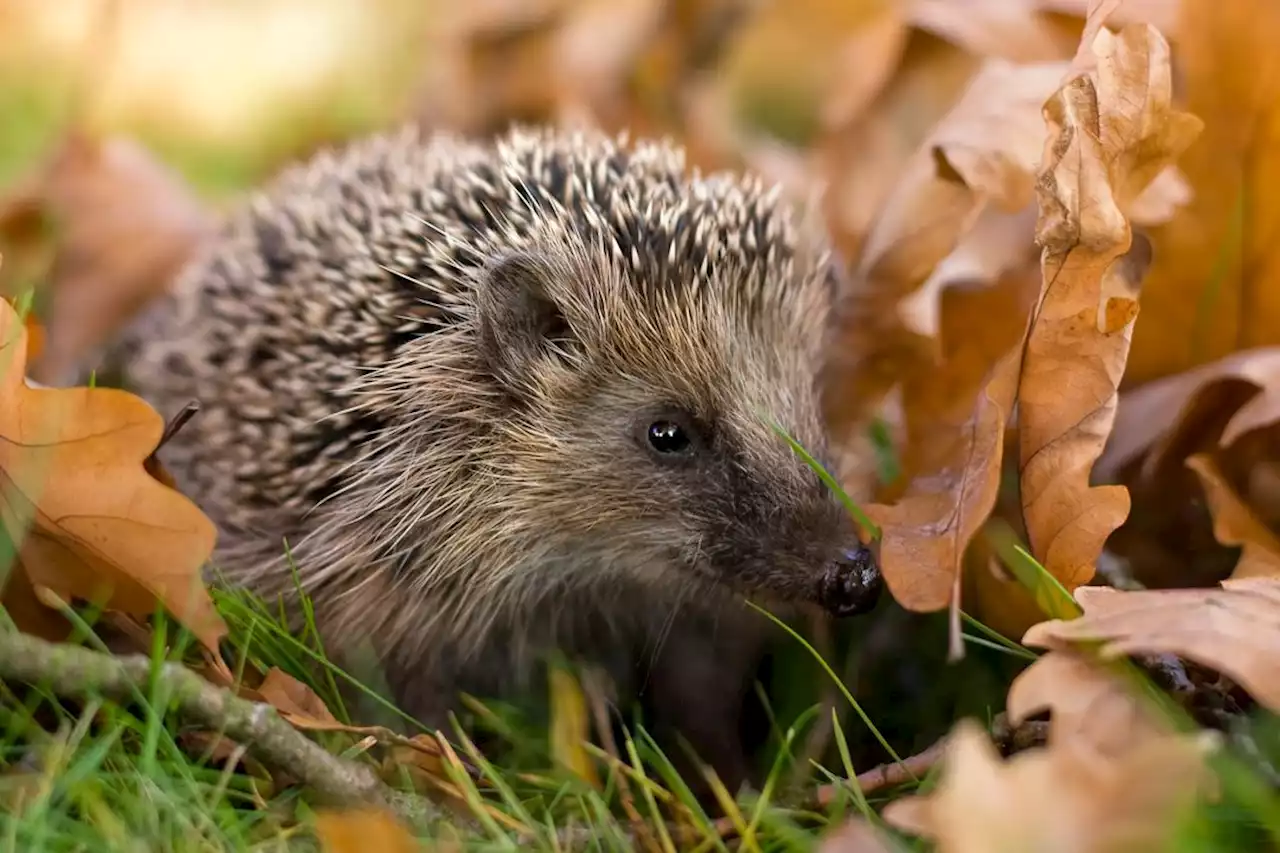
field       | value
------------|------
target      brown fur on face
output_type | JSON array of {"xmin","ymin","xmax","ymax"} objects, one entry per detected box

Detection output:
[
  {"xmin": 474, "ymin": 236, "xmax": 860, "ymax": 606},
  {"xmin": 118, "ymin": 125, "xmax": 880, "ymax": 791}
]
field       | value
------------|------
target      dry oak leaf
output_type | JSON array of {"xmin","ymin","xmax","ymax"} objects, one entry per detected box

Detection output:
[
  {"xmin": 246, "ymin": 667, "xmax": 460, "ymax": 785},
  {"xmin": 1093, "ymin": 348, "xmax": 1280, "ymax": 584},
  {"xmin": 0, "ymin": 298, "xmax": 223, "ymax": 655},
  {"xmin": 883, "ymin": 718, "xmax": 1216, "ymax": 853},
  {"xmin": 1023, "ymin": 577, "xmax": 1280, "ymax": 713},
  {"xmin": 864, "ymin": 274, "xmax": 1036, "ymax": 614},
  {"xmin": 1006, "ymin": 647, "xmax": 1175, "ymax": 757},
  {"xmin": 816, "ymin": 0, "xmax": 1078, "ymax": 264},
  {"xmin": 830, "ymin": 59, "xmax": 1064, "ymax": 614},
  {"xmin": 1019, "ymin": 21, "xmax": 1201, "ymax": 593},
  {"xmin": 1098, "ymin": 347, "xmax": 1280, "ymax": 481},
  {"xmin": 253, "ymin": 668, "xmax": 344, "ymax": 728},
  {"xmin": 315, "ymin": 808, "xmax": 422, "ymax": 853},
  {"xmin": 1125, "ymin": 0, "xmax": 1280, "ymax": 387},
  {"xmin": 0, "ymin": 132, "xmax": 213, "ymax": 386},
  {"xmin": 826, "ymin": 57, "xmax": 1067, "ymax": 435},
  {"xmin": 1186, "ymin": 453, "xmax": 1280, "ymax": 579}
]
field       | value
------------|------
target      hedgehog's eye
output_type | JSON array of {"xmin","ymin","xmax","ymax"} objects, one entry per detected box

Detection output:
[
  {"xmin": 647, "ymin": 421, "xmax": 691, "ymax": 455},
  {"xmin": 635, "ymin": 409, "xmax": 704, "ymax": 461}
]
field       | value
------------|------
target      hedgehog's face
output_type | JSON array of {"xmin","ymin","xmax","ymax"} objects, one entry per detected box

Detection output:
[
  {"xmin": 618, "ymin": 401, "xmax": 882, "ymax": 618},
  {"xmin": 476, "ymin": 250, "xmax": 882, "ymax": 619}
]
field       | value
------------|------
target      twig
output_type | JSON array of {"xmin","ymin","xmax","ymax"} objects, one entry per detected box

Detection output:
[
  {"xmin": 854, "ymin": 739, "xmax": 946, "ymax": 794},
  {"xmin": 816, "ymin": 737, "xmax": 947, "ymax": 805},
  {"xmin": 0, "ymin": 630, "xmax": 444, "ymax": 826}
]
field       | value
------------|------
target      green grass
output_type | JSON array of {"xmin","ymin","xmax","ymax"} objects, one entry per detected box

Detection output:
[
  {"xmin": 2, "ymin": 545, "xmax": 1276, "ymax": 852},
  {"xmin": 0, "ymin": 479, "xmax": 1024, "ymax": 853}
]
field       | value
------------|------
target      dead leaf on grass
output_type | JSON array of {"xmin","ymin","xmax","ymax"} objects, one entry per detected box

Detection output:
[
  {"xmin": 1023, "ymin": 577, "xmax": 1280, "ymax": 712},
  {"xmin": 883, "ymin": 718, "xmax": 1216, "ymax": 853},
  {"xmin": 254, "ymin": 668, "xmax": 344, "ymax": 728},
  {"xmin": 245, "ymin": 667, "xmax": 457, "ymax": 777},
  {"xmin": 237, "ymin": 667, "xmax": 473, "ymax": 814},
  {"xmin": 1018, "ymin": 21, "xmax": 1201, "ymax": 593},
  {"xmin": 0, "ymin": 297, "xmax": 224, "ymax": 657},
  {"xmin": 315, "ymin": 808, "xmax": 422, "ymax": 853}
]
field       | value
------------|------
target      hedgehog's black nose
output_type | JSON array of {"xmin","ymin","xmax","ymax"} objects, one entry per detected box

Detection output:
[{"xmin": 817, "ymin": 544, "xmax": 882, "ymax": 617}]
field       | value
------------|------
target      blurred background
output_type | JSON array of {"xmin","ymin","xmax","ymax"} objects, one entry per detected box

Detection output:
[
  {"xmin": 0, "ymin": 0, "xmax": 1166, "ymax": 388},
  {"xmin": 0, "ymin": 0, "xmax": 1127, "ymax": 204}
]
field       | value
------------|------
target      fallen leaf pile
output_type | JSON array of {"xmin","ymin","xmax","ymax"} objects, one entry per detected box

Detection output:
[
  {"xmin": 6, "ymin": 0, "xmax": 1280, "ymax": 849},
  {"xmin": 832, "ymin": 1, "xmax": 1200, "ymax": 643}
]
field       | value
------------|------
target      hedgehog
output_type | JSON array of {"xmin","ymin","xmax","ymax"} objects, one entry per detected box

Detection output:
[{"xmin": 120, "ymin": 124, "xmax": 882, "ymax": 792}]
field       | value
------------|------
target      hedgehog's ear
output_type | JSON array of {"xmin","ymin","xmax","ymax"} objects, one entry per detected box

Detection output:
[{"xmin": 476, "ymin": 252, "xmax": 575, "ymax": 393}]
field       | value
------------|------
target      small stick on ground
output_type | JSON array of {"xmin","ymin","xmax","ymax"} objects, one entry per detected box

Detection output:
[
  {"xmin": 0, "ymin": 629, "xmax": 444, "ymax": 826},
  {"xmin": 816, "ymin": 737, "xmax": 947, "ymax": 805}
]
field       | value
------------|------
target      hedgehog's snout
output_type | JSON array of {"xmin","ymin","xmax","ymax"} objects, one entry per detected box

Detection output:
[{"xmin": 816, "ymin": 544, "xmax": 882, "ymax": 618}]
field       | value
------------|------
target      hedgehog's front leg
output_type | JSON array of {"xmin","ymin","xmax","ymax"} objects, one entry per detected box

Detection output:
[{"xmin": 638, "ymin": 605, "xmax": 770, "ymax": 798}]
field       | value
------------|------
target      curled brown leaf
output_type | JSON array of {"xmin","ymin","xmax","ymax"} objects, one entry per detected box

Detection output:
[
  {"xmin": 1099, "ymin": 348, "xmax": 1280, "ymax": 481},
  {"xmin": 1186, "ymin": 453, "xmax": 1280, "ymax": 579},
  {"xmin": 1019, "ymin": 21, "xmax": 1201, "ymax": 592},
  {"xmin": 865, "ymin": 273, "xmax": 1036, "ymax": 614}
]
